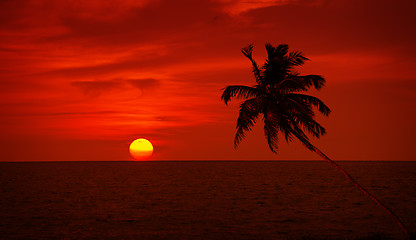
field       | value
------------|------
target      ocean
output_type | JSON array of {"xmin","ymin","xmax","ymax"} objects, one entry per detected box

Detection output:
[{"xmin": 1, "ymin": 161, "xmax": 415, "ymax": 239}]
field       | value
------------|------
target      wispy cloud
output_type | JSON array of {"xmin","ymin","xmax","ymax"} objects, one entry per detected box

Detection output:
[
  {"xmin": 128, "ymin": 78, "xmax": 159, "ymax": 91},
  {"xmin": 71, "ymin": 80, "xmax": 124, "ymax": 96},
  {"xmin": 218, "ymin": 0, "xmax": 292, "ymax": 14},
  {"xmin": 217, "ymin": 0, "xmax": 327, "ymax": 15},
  {"xmin": 71, "ymin": 78, "xmax": 160, "ymax": 97}
]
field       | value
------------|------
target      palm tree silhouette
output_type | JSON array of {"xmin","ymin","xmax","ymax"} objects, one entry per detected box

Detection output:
[{"xmin": 221, "ymin": 43, "xmax": 410, "ymax": 237}]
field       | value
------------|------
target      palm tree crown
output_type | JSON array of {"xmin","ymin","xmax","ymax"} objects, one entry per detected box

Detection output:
[{"xmin": 221, "ymin": 43, "xmax": 331, "ymax": 153}]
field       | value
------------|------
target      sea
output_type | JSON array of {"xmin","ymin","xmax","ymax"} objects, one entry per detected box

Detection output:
[{"xmin": 0, "ymin": 161, "xmax": 415, "ymax": 240}]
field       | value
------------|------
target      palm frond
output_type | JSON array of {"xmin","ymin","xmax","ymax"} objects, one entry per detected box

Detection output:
[
  {"xmin": 289, "ymin": 126, "xmax": 315, "ymax": 152},
  {"xmin": 221, "ymin": 85, "xmax": 258, "ymax": 105},
  {"xmin": 234, "ymin": 98, "xmax": 263, "ymax": 147},
  {"xmin": 284, "ymin": 110, "xmax": 324, "ymax": 140},
  {"xmin": 283, "ymin": 97, "xmax": 315, "ymax": 118},
  {"xmin": 277, "ymin": 75, "xmax": 308, "ymax": 92},
  {"xmin": 263, "ymin": 111, "xmax": 279, "ymax": 153},
  {"xmin": 280, "ymin": 95, "xmax": 327, "ymax": 139},
  {"xmin": 292, "ymin": 114, "xmax": 326, "ymax": 138},
  {"xmin": 299, "ymin": 74, "xmax": 326, "ymax": 90},
  {"xmin": 241, "ymin": 44, "xmax": 262, "ymax": 83},
  {"xmin": 287, "ymin": 93, "xmax": 331, "ymax": 116},
  {"xmin": 275, "ymin": 44, "xmax": 289, "ymax": 58},
  {"xmin": 304, "ymin": 118, "xmax": 326, "ymax": 137},
  {"xmin": 284, "ymin": 118, "xmax": 311, "ymax": 151},
  {"xmin": 279, "ymin": 74, "xmax": 325, "ymax": 91},
  {"xmin": 241, "ymin": 44, "xmax": 254, "ymax": 59},
  {"xmin": 234, "ymin": 127, "xmax": 246, "ymax": 148},
  {"xmin": 286, "ymin": 51, "xmax": 309, "ymax": 67},
  {"xmin": 276, "ymin": 114, "xmax": 294, "ymax": 143},
  {"xmin": 265, "ymin": 43, "xmax": 275, "ymax": 60},
  {"xmin": 265, "ymin": 43, "xmax": 289, "ymax": 63}
]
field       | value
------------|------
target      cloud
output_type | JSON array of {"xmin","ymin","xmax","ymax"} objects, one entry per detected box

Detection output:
[
  {"xmin": 0, "ymin": 110, "xmax": 120, "ymax": 117},
  {"xmin": 57, "ymin": 0, "xmax": 152, "ymax": 21},
  {"xmin": 0, "ymin": 0, "xmax": 225, "ymax": 48},
  {"xmin": 71, "ymin": 78, "xmax": 160, "ymax": 96},
  {"xmin": 71, "ymin": 80, "xmax": 123, "ymax": 96},
  {"xmin": 217, "ymin": 0, "xmax": 327, "ymax": 15},
  {"xmin": 218, "ymin": 0, "xmax": 292, "ymax": 15},
  {"xmin": 128, "ymin": 78, "xmax": 159, "ymax": 90}
]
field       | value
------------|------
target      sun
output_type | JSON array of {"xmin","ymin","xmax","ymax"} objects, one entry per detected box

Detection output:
[{"xmin": 129, "ymin": 138, "xmax": 153, "ymax": 160}]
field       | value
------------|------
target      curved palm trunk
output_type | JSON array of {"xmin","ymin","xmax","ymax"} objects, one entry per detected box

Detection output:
[{"xmin": 310, "ymin": 145, "xmax": 410, "ymax": 237}]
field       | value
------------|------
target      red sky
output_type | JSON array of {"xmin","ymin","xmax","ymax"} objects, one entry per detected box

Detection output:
[{"xmin": 1, "ymin": 0, "xmax": 415, "ymax": 161}]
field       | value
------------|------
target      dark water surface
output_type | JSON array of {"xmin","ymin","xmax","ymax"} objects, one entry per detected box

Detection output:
[{"xmin": 1, "ymin": 161, "xmax": 415, "ymax": 239}]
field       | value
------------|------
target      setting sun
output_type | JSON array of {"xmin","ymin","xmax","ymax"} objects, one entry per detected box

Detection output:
[{"xmin": 129, "ymin": 138, "xmax": 153, "ymax": 160}]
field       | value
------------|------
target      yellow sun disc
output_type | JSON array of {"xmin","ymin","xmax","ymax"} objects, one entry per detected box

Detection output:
[{"xmin": 129, "ymin": 138, "xmax": 153, "ymax": 160}]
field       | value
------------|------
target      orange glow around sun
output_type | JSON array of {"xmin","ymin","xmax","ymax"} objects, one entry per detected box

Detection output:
[{"xmin": 129, "ymin": 138, "xmax": 153, "ymax": 160}]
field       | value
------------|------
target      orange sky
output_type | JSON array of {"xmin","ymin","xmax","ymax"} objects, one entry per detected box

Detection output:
[{"xmin": 1, "ymin": 0, "xmax": 415, "ymax": 161}]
